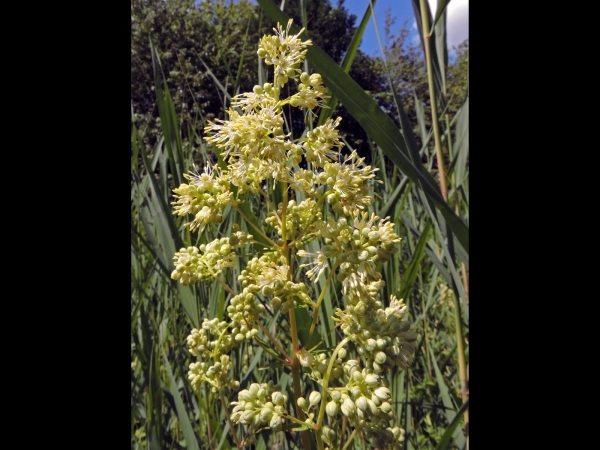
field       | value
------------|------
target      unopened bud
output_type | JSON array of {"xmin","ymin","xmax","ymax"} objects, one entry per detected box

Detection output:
[
  {"xmin": 326, "ymin": 400, "xmax": 339, "ymax": 417},
  {"xmin": 309, "ymin": 391, "xmax": 322, "ymax": 407}
]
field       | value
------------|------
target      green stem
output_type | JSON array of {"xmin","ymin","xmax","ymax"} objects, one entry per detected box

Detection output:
[
  {"xmin": 220, "ymin": 391, "xmax": 242, "ymax": 449},
  {"xmin": 451, "ymin": 292, "xmax": 469, "ymax": 448},
  {"xmin": 419, "ymin": 0, "xmax": 449, "ymax": 202},
  {"xmin": 283, "ymin": 412, "xmax": 311, "ymax": 428},
  {"xmin": 315, "ymin": 338, "xmax": 351, "ymax": 435},
  {"xmin": 280, "ymin": 180, "xmax": 312, "ymax": 450},
  {"xmin": 232, "ymin": 204, "xmax": 277, "ymax": 247},
  {"xmin": 212, "ymin": 274, "xmax": 236, "ymax": 297},
  {"xmin": 255, "ymin": 319, "xmax": 292, "ymax": 363},
  {"xmin": 340, "ymin": 428, "xmax": 357, "ymax": 450},
  {"xmin": 307, "ymin": 260, "xmax": 341, "ymax": 344}
]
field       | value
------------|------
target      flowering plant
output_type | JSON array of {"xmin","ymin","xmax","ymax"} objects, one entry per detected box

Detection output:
[{"xmin": 170, "ymin": 20, "xmax": 417, "ymax": 450}]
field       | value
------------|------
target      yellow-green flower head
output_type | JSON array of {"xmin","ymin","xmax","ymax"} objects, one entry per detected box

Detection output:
[
  {"xmin": 297, "ymin": 249, "xmax": 329, "ymax": 281},
  {"xmin": 205, "ymin": 107, "xmax": 285, "ymax": 160},
  {"xmin": 231, "ymin": 382, "xmax": 286, "ymax": 429},
  {"xmin": 171, "ymin": 238, "xmax": 237, "ymax": 285},
  {"xmin": 319, "ymin": 151, "xmax": 380, "ymax": 216},
  {"xmin": 171, "ymin": 164, "xmax": 233, "ymax": 232},
  {"xmin": 301, "ymin": 117, "xmax": 343, "ymax": 167},
  {"xmin": 257, "ymin": 19, "xmax": 312, "ymax": 87},
  {"xmin": 205, "ymin": 105, "xmax": 292, "ymax": 191},
  {"xmin": 289, "ymin": 72, "xmax": 329, "ymax": 109},
  {"xmin": 265, "ymin": 198, "xmax": 321, "ymax": 240},
  {"xmin": 231, "ymin": 85, "xmax": 278, "ymax": 114},
  {"xmin": 290, "ymin": 168, "xmax": 318, "ymax": 196},
  {"xmin": 187, "ymin": 319, "xmax": 237, "ymax": 391}
]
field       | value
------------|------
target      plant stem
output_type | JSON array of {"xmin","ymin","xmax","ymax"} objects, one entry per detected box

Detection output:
[
  {"xmin": 339, "ymin": 415, "xmax": 347, "ymax": 450},
  {"xmin": 220, "ymin": 391, "xmax": 242, "ymax": 449},
  {"xmin": 314, "ymin": 338, "xmax": 351, "ymax": 437},
  {"xmin": 307, "ymin": 260, "xmax": 341, "ymax": 344},
  {"xmin": 451, "ymin": 292, "xmax": 469, "ymax": 449},
  {"xmin": 255, "ymin": 319, "xmax": 292, "ymax": 363},
  {"xmin": 232, "ymin": 204, "xmax": 277, "ymax": 247},
  {"xmin": 212, "ymin": 274, "xmax": 236, "ymax": 296},
  {"xmin": 341, "ymin": 428, "xmax": 357, "ymax": 450},
  {"xmin": 419, "ymin": 0, "xmax": 449, "ymax": 202},
  {"xmin": 281, "ymin": 180, "xmax": 312, "ymax": 450}
]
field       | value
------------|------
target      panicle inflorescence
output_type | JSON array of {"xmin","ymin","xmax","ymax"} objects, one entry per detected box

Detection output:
[{"xmin": 167, "ymin": 19, "xmax": 415, "ymax": 448}]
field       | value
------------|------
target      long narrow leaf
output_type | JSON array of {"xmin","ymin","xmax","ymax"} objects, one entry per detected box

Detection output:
[
  {"xmin": 435, "ymin": 398, "xmax": 469, "ymax": 450},
  {"xmin": 317, "ymin": 0, "xmax": 377, "ymax": 126},
  {"xmin": 429, "ymin": 345, "xmax": 466, "ymax": 449},
  {"xmin": 162, "ymin": 350, "xmax": 201, "ymax": 450}
]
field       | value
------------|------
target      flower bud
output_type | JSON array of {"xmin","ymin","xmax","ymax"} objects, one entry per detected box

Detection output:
[
  {"xmin": 269, "ymin": 414, "xmax": 282, "ymax": 430},
  {"xmin": 249, "ymin": 383, "xmax": 260, "ymax": 397},
  {"xmin": 260, "ymin": 407, "xmax": 273, "ymax": 422},
  {"xmin": 243, "ymin": 410, "xmax": 255, "ymax": 423},
  {"xmin": 326, "ymin": 400, "xmax": 339, "ymax": 417},
  {"xmin": 341, "ymin": 397, "xmax": 355, "ymax": 416},
  {"xmin": 297, "ymin": 397, "xmax": 306, "ymax": 409},
  {"xmin": 364, "ymin": 373, "xmax": 379, "ymax": 387},
  {"xmin": 404, "ymin": 331, "xmax": 418, "ymax": 341},
  {"xmin": 298, "ymin": 349, "xmax": 313, "ymax": 367},
  {"xmin": 262, "ymin": 285, "xmax": 274, "ymax": 296},
  {"xmin": 379, "ymin": 401, "xmax": 392, "ymax": 414},
  {"xmin": 374, "ymin": 387, "xmax": 391, "ymax": 401},
  {"xmin": 309, "ymin": 391, "xmax": 322, "ymax": 407},
  {"xmin": 356, "ymin": 396, "xmax": 369, "ymax": 413},
  {"xmin": 375, "ymin": 351, "xmax": 387, "ymax": 365},
  {"xmin": 367, "ymin": 398, "xmax": 378, "ymax": 415},
  {"xmin": 272, "ymin": 392, "xmax": 285, "ymax": 406}
]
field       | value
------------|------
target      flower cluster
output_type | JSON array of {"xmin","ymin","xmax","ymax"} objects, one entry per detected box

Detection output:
[
  {"xmin": 231, "ymin": 382, "xmax": 288, "ymax": 430},
  {"xmin": 257, "ymin": 19, "xmax": 311, "ymax": 87},
  {"xmin": 171, "ymin": 164, "xmax": 234, "ymax": 232},
  {"xmin": 167, "ymin": 19, "xmax": 415, "ymax": 450},
  {"xmin": 171, "ymin": 231, "xmax": 252, "ymax": 285},
  {"xmin": 187, "ymin": 319, "xmax": 239, "ymax": 392}
]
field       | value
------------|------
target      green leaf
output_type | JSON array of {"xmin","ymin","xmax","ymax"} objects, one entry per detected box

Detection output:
[
  {"xmin": 161, "ymin": 350, "xmax": 200, "ymax": 450},
  {"xmin": 429, "ymin": 345, "xmax": 466, "ymax": 449},
  {"xmin": 150, "ymin": 38, "xmax": 184, "ymax": 188},
  {"xmin": 435, "ymin": 398, "xmax": 469, "ymax": 450},
  {"xmin": 317, "ymin": 0, "xmax": 377, "ymax": 126},
  {"xmin": 295, "ymin": 306, "xmax": 323, "ymax": 350},
  {"xmin": 399, "ymin": 221, "xmax": 433, "ymax": 301},
  {"xmin": 431, "ymin": 0, "xmax": 452, "ymax": 33}
]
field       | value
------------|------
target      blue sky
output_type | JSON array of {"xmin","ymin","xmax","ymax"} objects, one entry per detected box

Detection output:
[{"xmin": 341, "ymin": 0, "xmax": 469, "ymax": 56}]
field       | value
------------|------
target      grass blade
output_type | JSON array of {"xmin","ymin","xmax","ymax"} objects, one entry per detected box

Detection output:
[
  {"xmin": 317, "ymin": 0, "xmax": 377, "ymax": 126},
  {"xmin": 162, "ymin": 349, "xmax": 201, "ymax": 450},
  {"xmin": 429, "ymin": 345, "xmax": 466, "ymax": 449},
  {"xmin": 435, "ymin": 398, "xmax": 469, "ymax": 450}
]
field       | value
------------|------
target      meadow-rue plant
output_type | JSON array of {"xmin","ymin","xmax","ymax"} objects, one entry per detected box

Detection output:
[{"xmin": 170, "ymin": 19, "xmax": 417, "ymax": 450}]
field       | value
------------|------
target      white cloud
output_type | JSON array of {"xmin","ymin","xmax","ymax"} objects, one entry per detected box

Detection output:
[{"xmin": 412, "ymin": 0, "xmax": 469, "ymax": 50}]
